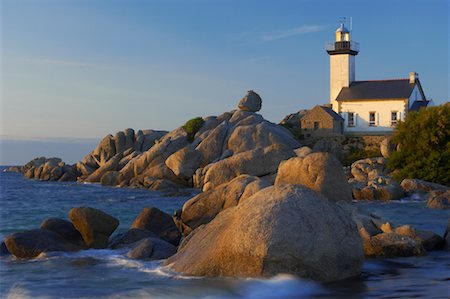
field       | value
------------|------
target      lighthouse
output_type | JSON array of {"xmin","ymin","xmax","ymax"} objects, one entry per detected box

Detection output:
[{"xmin": 326, "ymin": 21, "xmax": 359, "ymax": 112}]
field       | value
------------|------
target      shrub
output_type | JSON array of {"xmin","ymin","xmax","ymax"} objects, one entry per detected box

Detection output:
[
  {"xmin": 183, "ymin": 117, "xmax": 205, "ymax": 142},
  {"xmin": 387, "ymin": 104, "xmax": 450, "ymax": 185},
  {"xmin": 343, "ymin": 147, "xmax": 381, "ymax": 166}
]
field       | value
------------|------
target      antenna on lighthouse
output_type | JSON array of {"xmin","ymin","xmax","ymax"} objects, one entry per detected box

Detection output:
[{"xmin": 350, "ymin": 16, "xmax": 353, "ymax": 32}]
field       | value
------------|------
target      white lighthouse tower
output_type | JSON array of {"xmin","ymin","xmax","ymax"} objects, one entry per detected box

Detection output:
[{"xmin": 326, "ymin": 20, "xmax": 359, "ymax": 112}]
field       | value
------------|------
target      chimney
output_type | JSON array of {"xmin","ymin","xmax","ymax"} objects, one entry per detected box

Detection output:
[{"xmin": 409, "ymin": 72, "xmax": 418, "ymax": 84}]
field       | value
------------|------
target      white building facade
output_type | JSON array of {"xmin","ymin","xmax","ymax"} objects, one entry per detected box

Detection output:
[{"xmin": 326, "ymin": 22, "xmax": 431, "ymax": 135}]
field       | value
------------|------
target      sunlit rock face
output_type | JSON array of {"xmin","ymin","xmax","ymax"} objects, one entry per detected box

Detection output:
[{"xmin": 166, "ymin": 184, "xmax": 364, "ymax": 282}]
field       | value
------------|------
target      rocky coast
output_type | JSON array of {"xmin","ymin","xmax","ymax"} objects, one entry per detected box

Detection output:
[{"xmin": 4, "ymin": 90, "xmax": 450, "ymax": 283}]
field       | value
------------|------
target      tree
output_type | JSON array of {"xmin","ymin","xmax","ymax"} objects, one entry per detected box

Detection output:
[
  {"xmin": 387, "ymin": 103, "xmax": 450, "ymax": 185},
  {"xmin": 183, "ymin": 117, "xmax": 205, "ymax": 142}
]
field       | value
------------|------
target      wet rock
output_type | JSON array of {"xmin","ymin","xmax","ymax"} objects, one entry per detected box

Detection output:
[
  {"xmin": 0, "ymin": 242, "xmax": 10, "ymax": 256},
  {"xmin": 127, "ymin": 237, "xmax": 177, "ymax": 260},
  {"xmin": 275, "ymin": 152, "xmax": 352, "ymax": 202},
  {"xmin": 394, "ymin": 225, "xmax": 444, "ymax": 251},
  {"xmin": 5, "ymin": 229, "xmax": 79, "ymax": 258},
  {"xmin": 108, "ymin": 228, "xmax": 158, "ymax": 249},
  {"xmin": 400, "ymin": 179, "xmax": 449, "ymax": 194},
  {"xmin": 69, "ymin": 207, "xmax": 119, "ymax": 249},
  {"xmin": 362, "ymin": 232, "xmax": 426, "ymax": 258},
  {"xmin": 426, "ymin": 190, "xmax": 450, "ymax": 210},
  {"xmin": 166, "ymin": 185, "xmax": 364, "ymax": 282},
  {"xmin": 40, "ymin": 218, "xmax": 85, "ymax": 248},
  {"xmin": 131, "ymin": 207, "xmax": 181, "ymax": 246}
]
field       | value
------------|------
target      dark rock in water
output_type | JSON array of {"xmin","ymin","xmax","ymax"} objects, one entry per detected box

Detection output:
[
  {"xmin": 5, "ymin": 229, "xmax": 79, "ymax": 258},
  {"xmin": 127, "ymin": 237, "xmax": 177, "ymax": 260},
  {"xmin": 394, "ymin": 225, "xmax": 445, "ymax": 251},
  {"xmin": 0, "ymin": 242, "xmax": 10, "ymax": 256},
  {"xmin": 400, "ymin": 179, "xmax": 449, "ymax": 194},
  {"xmin": 40, "ymin": 218, "xmax": 85, "ymax": 248},
  {"xmin": 444, "ymin": 219, "xmax": 450, "ymax": 251},
  {"xmin": 131, "ymin": 207, "xmax": 181, "ymax": 246},
  {"xmin": 361, "ymin": 231, "xmax": 426, "ymax": 258},
  {"xmin": 426, "ymin": 190, "xmax": 450, "ymax": 210},
  {"xmin": 69, "ymin": 207, "xmax": 119, "ymax": 249},
  {"xmin": 166, "ymin": 185, "xmax": 364, "ymax": 282},
  {"xmin": 108, "ymin": 228, "xmax": 158, "ymax": 249},
  {"xmin": 5, "ymin": 166, "xmax": 21, "ymax": 173}
]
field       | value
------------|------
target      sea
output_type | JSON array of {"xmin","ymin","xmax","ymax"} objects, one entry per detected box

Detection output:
[{"xmin": 0, "ymin": 167, "xmax": 449, "ymax": 299}]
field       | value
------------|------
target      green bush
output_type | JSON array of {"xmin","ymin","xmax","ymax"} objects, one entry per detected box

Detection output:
[
  {"xmin": 183, "ymin": 117, "xmax": 205, "ymax": 142},
  {"xmin": 342, "ymin": 147, "xmax": 381, "ymax": 166},
  {"xmin": 387, "ymin": 104, "xmax": 450, "ymax": 185}
]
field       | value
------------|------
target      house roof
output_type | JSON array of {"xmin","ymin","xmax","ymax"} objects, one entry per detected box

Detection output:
[
  {"xmin": 410, "ymin": 100, "xmax": 430, "ymax": 111},
  {"xmin": 336, "ymin": 79, "xmax": 416, "ymax": 101},
  {"xmin": 319, "ymin": 106, "xmax": 344, "ymax": 121}
]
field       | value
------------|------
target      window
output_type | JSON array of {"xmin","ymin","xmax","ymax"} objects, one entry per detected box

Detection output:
[
  {"xmin": 391, "ymin": 111, "xmax": 398, "ymax": 126},
  {"xmin": 313, "ymin": 122, "xmax": 320, "ymax": 130},
  {"xmin": 369, "ymin": 112, "xmax": 376, "ymax": 126},
  {"xmin": 347, "ymin": 112, "xmax": 355, "ymax": 127}
]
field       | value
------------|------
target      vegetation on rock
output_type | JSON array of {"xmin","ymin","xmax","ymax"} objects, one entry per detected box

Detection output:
[
  {"xmin": 183, "ymin": 117, "xmax": 205, "ymax": 142},
  {"xmin": 387, "ymin": 104, "xmax": 450, "ymax": 185},
  {"xmin": 343, "ymin": 147, "xmax": 382, "ymax": 166}
]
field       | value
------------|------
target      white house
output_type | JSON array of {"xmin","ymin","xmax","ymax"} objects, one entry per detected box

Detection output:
[{"xmin": 326, "ymin": 22, "xmax": 432, "ymax": 135}]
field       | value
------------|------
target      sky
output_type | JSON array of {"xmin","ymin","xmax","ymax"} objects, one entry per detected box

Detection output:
[{"xmin": 1, "ymin": 0, "xmax": 449, "ymax": 164}]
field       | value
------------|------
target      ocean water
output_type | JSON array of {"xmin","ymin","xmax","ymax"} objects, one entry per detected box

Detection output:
[{"xmin": 0, "ymin": 167, "xmax": 449, "ymax": 299}]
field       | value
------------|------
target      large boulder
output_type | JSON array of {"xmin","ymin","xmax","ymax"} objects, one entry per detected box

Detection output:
[
  {"xmin": 426, "ymin": 190, "xmax": 450, "ymax": 210},
  {"xmin": 227, "ymin": 121, "xmax": 300, "ymax": 154},
  {"xmin": 202, "ymin": 144, "xmax": 295, "ymax": 191},
  {"xmin": 275, "ymin": 152, "xmax": 352, "ymax": 202},
  {"xmin": 237, "ymin": 90, "xmax": 262, "ymax": 112},
  {"xmin": 312, "ymin": 138, "xmax": 344, "ymax": 161},
  {"xmin": 40, "ymin": 218, "xmax": 85, "ymax": 248},
  {"xmin": 68, "ymin": 207, "xmax": 119, "ymax": 249},
  {"xmin": 127, "ymin": 237, "xmax": 177, "ymax": 260},
  {"xmin": 178, "ymin": 175, "xmax": 269, "ymax": 235},
  {"xmin": 166, "ymin": 185, "xmax": 364, "ymax": 282},
  {"xmin": 131, "ymin": 207, "xmax": 181, "ymax": 246},
  {"xmin": 165, "ymin": 147, "xmax": 202, "ymax": 180},
  {"xmin": 5, "ymin": 229, "xmax": 79, "ymax": 258},
  {"xmin": 380, "ymin": 137, "xmax": 395, "ymax": 158}
]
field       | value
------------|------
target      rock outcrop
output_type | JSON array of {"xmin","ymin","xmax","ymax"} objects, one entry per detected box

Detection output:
[
  {"xmin": 69, "ymin": 207, "xmax": 119, "ymax": 249},
  {"xmin": 349, "ymin": 157, "xmax": 404, "ymax": 201},
  {"xmin": 176, "ymin": 175, "xmax": 269, "ymax": 235},
  {"xmin": 274, "ymin": 152, "xmax": 352, "ymax": 202},
  {"xmin": 166, "ymin": 185, "xmax": 364, "ymax": 282}
]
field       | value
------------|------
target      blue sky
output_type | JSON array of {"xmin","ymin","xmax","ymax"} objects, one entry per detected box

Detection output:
[{"xmin": 1, "ymin": 0, "xmax": 449, "ymax": 164}]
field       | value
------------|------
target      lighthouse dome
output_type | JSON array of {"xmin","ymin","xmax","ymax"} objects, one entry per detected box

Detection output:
[{"xmin": 336, "ymin": 23, "xmax": 349, "ymax": 33}]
